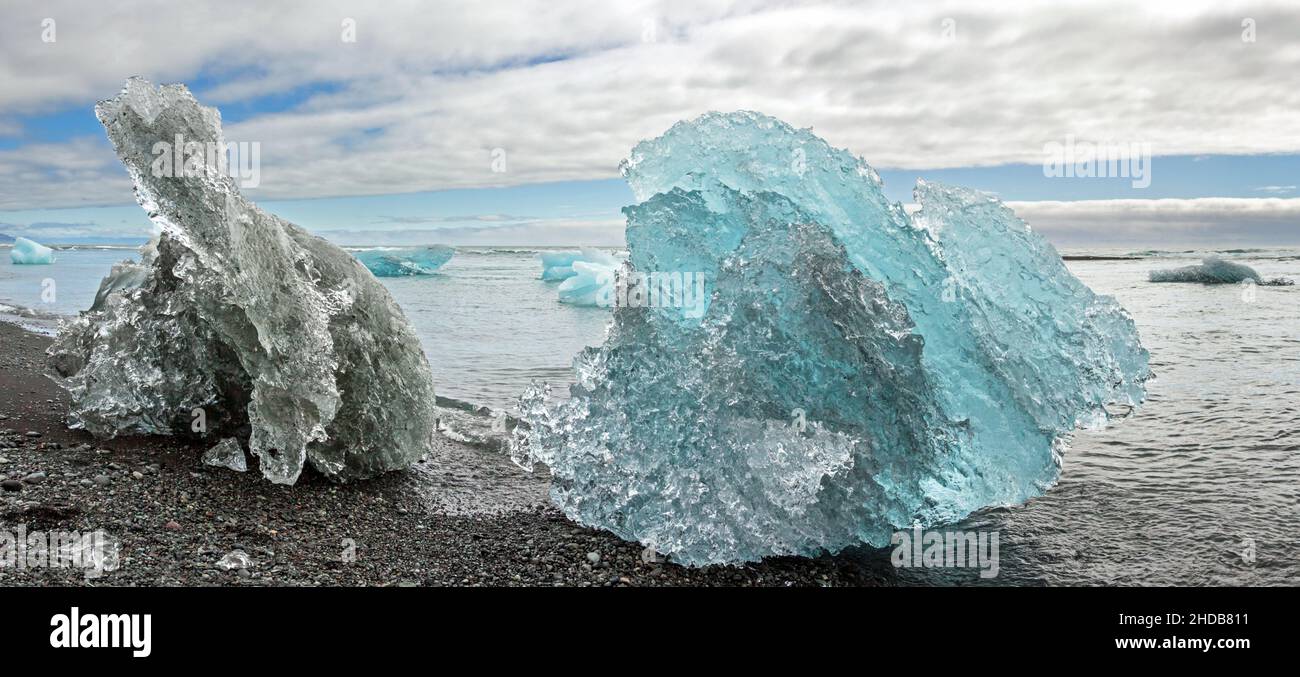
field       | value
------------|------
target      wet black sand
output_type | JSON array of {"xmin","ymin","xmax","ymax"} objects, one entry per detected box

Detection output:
[{"xmin": 0, "ymin": 322, "xmax": 889, "ymax": 586}]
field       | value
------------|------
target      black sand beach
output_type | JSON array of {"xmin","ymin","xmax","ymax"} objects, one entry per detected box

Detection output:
[{"xmin": 0, "ymin": 322, "xmax": 888, "ymax": 587}]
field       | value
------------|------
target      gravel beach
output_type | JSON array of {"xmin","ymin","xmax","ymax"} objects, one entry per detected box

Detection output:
[{"xmin": 0, "ymin": 321, "xmax": 890, "ymax": 587}]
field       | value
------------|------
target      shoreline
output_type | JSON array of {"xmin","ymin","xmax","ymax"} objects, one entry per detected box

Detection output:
[{"xmin": 0, "ymin": 321, "xmax": 890, "ymax": 586}]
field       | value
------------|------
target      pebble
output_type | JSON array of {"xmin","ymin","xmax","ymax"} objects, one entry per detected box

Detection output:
[
  {"xmin": 164, "ymin": 520, "xmax": 181, "ymax": 531},
  {"xmin": 25, "ymin": 431, "xmax": 41, "ymax": 438},
  {"xmin": 1, "ymin": 479, "xmax": 21, "ymax": 492},
  {"xmin": 132, "ymin": 471, "xmax": 144, "ymax": 480},
  {"xmin": 22, "ymin": 471, "xmax": 46, "ymax": 484},
  {"xmin": 586, "ymin": 551, "xmax": 601, "ymax": 565},
  {"xmin": 93, "ymin": 474, "xmax": 111, "ymax": 486}
]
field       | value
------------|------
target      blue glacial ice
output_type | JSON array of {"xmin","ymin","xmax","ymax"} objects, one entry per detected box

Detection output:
[
  {"xmin": 10, "ymin": 237, "xmax": 56, "ymax": 265},
  {"xmin": 1149, "ymin": 256, "xmax": 1293, "ymax": 285},
  {"xmin": 555, "ymin": 249, "xmax": 621, "ymax": 306},
  {"xmin": 511, "ymin": 111, "xmax": 1151, "ymax": 566},
  {"xmin": 539, "ymin": 251, "xmax": 584, "ymax": 281},
  {"xmin": 354, "ymin": 245, "xmax": 454, "ymax": 277}
]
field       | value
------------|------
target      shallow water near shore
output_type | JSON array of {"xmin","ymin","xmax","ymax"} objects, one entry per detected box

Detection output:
[{"xmin": 2, "ymin": 244, "xmax": 1297, "ymax": 583}]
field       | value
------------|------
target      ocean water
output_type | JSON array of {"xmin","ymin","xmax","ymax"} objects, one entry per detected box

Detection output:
[{"xmin": 2, "ymin": 244, "xmax": 1297, "ymax": 584}]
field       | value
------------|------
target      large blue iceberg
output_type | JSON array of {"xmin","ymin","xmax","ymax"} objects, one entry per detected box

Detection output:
[
  {"xmin": 353, "ymin": 245, "xmax": 454, "ymax": 277},
  {"xmin": 10, "ymin": 237, "xmax": 56, "ymax": 265},
  {"xmin": 511, "ymin": 111, "xmax": 1150, "ymax": 566},
  {"xmin": 1149, "ymin": 256, "xmax": 1292, "ymax": 285}
]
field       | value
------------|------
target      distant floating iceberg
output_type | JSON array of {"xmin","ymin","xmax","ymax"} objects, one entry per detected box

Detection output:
[
  {"xmin": 354, "ymin": 245, "xmax": 454, "ymax": 277},
  {"xmin": 511, "ymin": 111, "xmax": 1151, "ymax": 566},
  {"xmin": 10, "ymin": 237, "xmax": 55, "ymax": 265},
  {"xmin": 539, "ymin": 249, "xmax": 622, "ymax": 284},
  {"xmin": 47, "ymin": 78, "xmax": 438, "ymax": 485},
  {"xmin": 1149, "ymin": 257, "xmax": 1293, "ymax": 285},
  {"xmin": 555, "ymin": 249, "xmax": 621, "ymax": 306},
  {"xmin": 539, "ymin": 251, "xmax": 583, "ymax": 281}
]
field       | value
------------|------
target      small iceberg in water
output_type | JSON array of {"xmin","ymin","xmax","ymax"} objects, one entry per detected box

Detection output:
[
  {"xmin": 556, "ymin": 249, "xmax": 621, "ymax": 307},
  {"xmin": 10, "ymin": 237, "xmax": 56, "ymax": 265},
  {"xmin": 354, "ymin": 245, "xmax": 454, "ymax": 277},
  {"xmin": 1148, "ymin": 257, "xmax": 1293, "ymax": 285},
  {"xmin": 539, "ymin": 251, "xmax": 584, "ymax": 281},
  {"xmin": 539, "ymin": 249, "xmax": 623, "ymax": 284}
]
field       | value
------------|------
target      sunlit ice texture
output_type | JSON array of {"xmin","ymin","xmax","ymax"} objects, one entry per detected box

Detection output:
[
  {"xmin": 46, "ymin": 78, "xmax": 438, "ymax": 485},
  {"xmin": 354, "ymin": 245, "xmax": 454, "ymax": 277},
  {"xmin": 555, "ymin": 249, "xmax": 621, "ymax": 307},
  {"xmin": 511, "ymin": 111, "xmax": 1151, "ymax": 566},
  {"xmin": 10, "ymin": 236, "xmax": 56, "ymax": 264},
  {"xmin": 1149, "ymin": 256, "xmax": 1294, "ymax": 285}
]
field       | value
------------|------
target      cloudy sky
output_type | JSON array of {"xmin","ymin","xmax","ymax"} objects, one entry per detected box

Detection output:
[{"xmin": 1, "ymin": 0, "xmax": 1297, "ymax": 246}]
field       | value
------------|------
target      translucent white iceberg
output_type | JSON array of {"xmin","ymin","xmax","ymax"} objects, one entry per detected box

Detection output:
[
  {"xmin": 555, "ymin": 249, "xmax": 621, "ymax": 307},
  {"xmin": 47, "ymin": 78, "xmax": 438, "ymax": 485},
  {"xmin": 354, "ymin": 245, "xmax": 454, "ymax": 277},
  {"xmin": 512, "ymin": 111, "xmax": 1151, "ymax": 566},
  {"xmin": 10, "ymin": 237, "xmax": 55, "ymax": 265}
]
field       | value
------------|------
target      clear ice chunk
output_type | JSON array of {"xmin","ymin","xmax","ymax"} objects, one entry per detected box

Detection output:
[
  {"xmin": 216, "ymin": 549, "xmax": 252, "ymax": 570},
  {"xmin": 1149, "ymin": 256, "xmax": 1293, "ymax": 285},
  {"xmin": 46, "ymin": 78, "xmax": 438, "ymax": 485},
  {"xmin": 202, "ymin": 437, "xmax": 248, "ymax": 472},
  {"xmin": 511, "ymin": 111, "xmax": 1151, "ymax": 566},
  {"xmin": 10, "ymin": 236, "xmax": 55, "ymax": 264},
  {"xmin": 354, "ymin": 245, "xmax": 454, "ymax": 277}
]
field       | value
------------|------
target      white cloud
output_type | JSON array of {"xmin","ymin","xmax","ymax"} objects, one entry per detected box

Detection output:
[
  {"xmin": 0, "ymin": 0, "xmax": 1298, "ymax": 210},
  {"xmin": 1006, "ymin": 197, "xmax": 1300, "ymax": 245}
]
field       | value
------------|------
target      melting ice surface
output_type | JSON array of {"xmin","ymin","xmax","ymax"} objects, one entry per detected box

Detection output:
[
  {"xmin": 46, "ymin": 78, "xmax": 438, "ymax": 485},
  {"xmin": 512, "ymin": 111, "xmax": 1151, "ymax": 566},
  {"xmin": 10, "ymin": 237, "xmax": 55, "ymax": 265},
  {"xmin": 354, "ymin": 245, "xmax": 454, "ymax": 277},
  {"xmin": 1149, "ymin": 256, "xmax": 1293, "ymax": 285}
]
